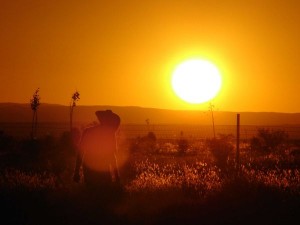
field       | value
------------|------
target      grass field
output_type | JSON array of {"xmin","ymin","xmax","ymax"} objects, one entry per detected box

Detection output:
[{"xmin": 1, "ymin": 126, "xmax": 300, "ymax": 225}]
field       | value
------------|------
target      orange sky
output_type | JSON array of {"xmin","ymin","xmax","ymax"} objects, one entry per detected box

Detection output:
[{"xmin": 1, "ymin": 0, "xmax": 299, "ymax": 112}]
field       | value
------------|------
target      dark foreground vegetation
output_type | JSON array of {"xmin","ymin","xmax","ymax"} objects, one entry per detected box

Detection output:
[{"xmin": 1, "ymin": 128, "xmax": 300, "ymax": 225}]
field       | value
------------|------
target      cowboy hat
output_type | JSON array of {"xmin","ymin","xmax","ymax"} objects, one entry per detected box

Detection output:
[{"xmin": 95, "ymin": 110, "xmax": 120, "ymax": 129}]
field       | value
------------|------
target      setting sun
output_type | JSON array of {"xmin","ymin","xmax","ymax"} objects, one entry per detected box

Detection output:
[{"xmin": 171, "ymin": 59, "xmax": 222, "ymax": 104}]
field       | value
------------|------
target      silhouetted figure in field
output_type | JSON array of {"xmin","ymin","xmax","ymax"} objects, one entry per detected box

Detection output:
[{"xmin": 73, "ymin": 110, "xmax": 121, "ymax": 192}]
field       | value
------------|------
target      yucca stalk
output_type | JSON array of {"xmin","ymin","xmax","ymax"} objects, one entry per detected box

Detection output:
[
  {"xmin": 30, "ymin": 88, "xmax": 40, "ymax": 140},
  {"xmin": 70, "ymin": 90, "xmax": 80, "ymax": 134}
]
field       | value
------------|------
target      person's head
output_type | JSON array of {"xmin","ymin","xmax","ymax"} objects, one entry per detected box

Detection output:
[{"xmin": 95, "ymin": 110, "xmax": 120, "ymax": 130}]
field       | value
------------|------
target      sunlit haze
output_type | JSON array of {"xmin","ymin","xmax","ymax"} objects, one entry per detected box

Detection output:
[{"xmin": 1, "ymin": 1, "xmax": 300, "ymax": 112}]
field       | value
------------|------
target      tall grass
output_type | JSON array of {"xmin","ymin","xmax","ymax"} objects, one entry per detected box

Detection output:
[
  {"xmin": 0, "ymin": 169, "xmax": 58, "ymax": 190},
  {"xmin": 1, "ymin": 133, "xmax": 300, "ymax": 225},
  {"xmin": 125, "ymin": 159, "xmax": 300, "ymax": 195},
  {"xmin": 125, "ymin": 159, "xmax": 221, "ymax": 197}
]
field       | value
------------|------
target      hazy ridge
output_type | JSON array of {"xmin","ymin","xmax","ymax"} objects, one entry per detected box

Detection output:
[{"xmin": 1, "ymin": 103, "xmax": 300, "ymax": 125}]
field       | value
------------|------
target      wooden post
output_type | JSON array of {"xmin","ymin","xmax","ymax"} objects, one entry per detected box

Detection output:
[{"xmin": 236, "ymin": 114, "xmax": 240, "ymax": 173}]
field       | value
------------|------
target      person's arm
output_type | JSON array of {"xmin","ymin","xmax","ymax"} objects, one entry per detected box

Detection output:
[{"xmin": 114, "ymin": 128, "xmax": 120, "ymax": 154}]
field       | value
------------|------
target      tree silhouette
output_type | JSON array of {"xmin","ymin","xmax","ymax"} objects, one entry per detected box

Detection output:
[
  {"xmin": 30, "ymin": 88, "xmax": 40, "ymax": 139},
  {"xmin": 70, "ymin": 90, "xmax": 80, "ymax": 134}
]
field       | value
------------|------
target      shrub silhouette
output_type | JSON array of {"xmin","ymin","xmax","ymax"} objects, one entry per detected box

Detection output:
[
  {"xmin": 0, "ymin": 131, "xmax": 15, "ymax": 153},
  {"xmin": 178, "ymin": 139, "xmax": 189, "ymax": 155},
  {"xmin": 177, "ymin": 131, "xmax": 189, "ymax": 155},
  {"xmin": 21, "ymin": 138, "xmax": 40, "ymax": 161},
  {"xmin": 130, "ymin": 131, "xmax": 157, "ymax": 153},
  {"xmin": 206, "ymin": 134, "xmax": 234, "ymax": 171},
  {"xmin": 250, "ymin": 128, "xmax": 288, "ymax": 154}
]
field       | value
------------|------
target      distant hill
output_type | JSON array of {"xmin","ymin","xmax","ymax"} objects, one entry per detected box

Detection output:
[{"xmin": 1, "ymin": 103, "xmax": 300, "ymax": 125}]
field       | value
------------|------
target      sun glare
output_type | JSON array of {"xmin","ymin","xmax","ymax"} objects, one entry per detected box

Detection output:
[{"xmin": 171, "ymin": 59, "xmax": 222, "ymax": 104}]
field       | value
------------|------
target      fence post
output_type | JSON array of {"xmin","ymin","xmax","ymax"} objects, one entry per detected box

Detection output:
[{"xmin": 236, "ymin": 114, "xmax": 240, "ymax": 173}]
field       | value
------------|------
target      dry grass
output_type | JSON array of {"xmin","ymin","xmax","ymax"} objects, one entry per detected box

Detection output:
[{"xmin": 1, "ymin": 136, "xmax": 300, "ymax": 225}]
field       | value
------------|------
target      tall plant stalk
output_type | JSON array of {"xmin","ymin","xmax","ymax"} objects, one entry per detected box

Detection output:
[
  {"xmin": 70, "ymin": 90, "xmax": 80, "ymax": 134},
  {"xmin": 209, "ymin": 102, "xmax": 216, "ymax": 139},
  {"xmin": 30, "ymin": 88, "xmax": 40, "ymax": 140}
]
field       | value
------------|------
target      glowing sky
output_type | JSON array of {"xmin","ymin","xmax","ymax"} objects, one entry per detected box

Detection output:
[{"xmin": 1, "ymin": 0, "xmax": 299, "ymax": 112}]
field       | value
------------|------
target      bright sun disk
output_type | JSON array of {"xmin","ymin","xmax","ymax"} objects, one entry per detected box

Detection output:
[{"xmin": 171, "ymin": 59, "xmax": 222, "ymax": 104}]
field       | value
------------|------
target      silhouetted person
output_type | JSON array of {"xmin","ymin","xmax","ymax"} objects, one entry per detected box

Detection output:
[{"xmin": 73, "ymin": 110, "xmax": 121, "ymax": 190}]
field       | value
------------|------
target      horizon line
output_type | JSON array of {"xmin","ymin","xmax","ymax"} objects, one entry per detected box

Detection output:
[{"xmin": 0, "ymin": 101, "xmax": 299, "ymax": 114}]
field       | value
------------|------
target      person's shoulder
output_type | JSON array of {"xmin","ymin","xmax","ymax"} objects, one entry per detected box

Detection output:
[{"xmin": 83, "ymin": 125, "xmax": 101, "ymax": 134}]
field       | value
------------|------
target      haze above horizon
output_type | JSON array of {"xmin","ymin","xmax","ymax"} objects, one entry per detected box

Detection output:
[{"xmin": 1, "ymin": 1, "xmax": 300, "ymax": 113}]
